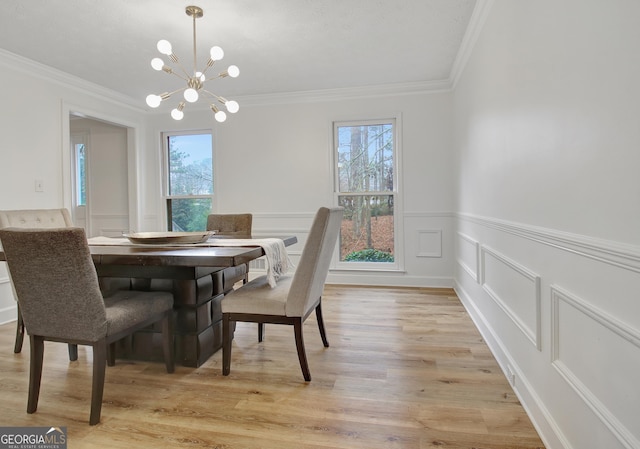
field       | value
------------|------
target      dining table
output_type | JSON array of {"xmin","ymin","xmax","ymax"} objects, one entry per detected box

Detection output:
[{"xmin": 1, "ymin": 234, "xmax": 297, "ymax": 367}]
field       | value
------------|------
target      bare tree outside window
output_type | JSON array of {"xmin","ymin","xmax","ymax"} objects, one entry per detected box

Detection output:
[
  {"xmin": 164, "ymin": 132, "xmax": 213, "ymax": 231},
  {"xmin": 335, "ymin": 121, "xmax": 396, "ymax": 263}
]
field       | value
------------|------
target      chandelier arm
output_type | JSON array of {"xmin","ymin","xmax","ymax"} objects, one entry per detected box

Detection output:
[
  {"xmin": 192, "ymin": 10, "xmax": 198, "ymax": 75},
  {"xmin": 201, "ymin": 90, "xmax": 223, "ymax": 102},
  {"xmin": 199, "ymin": 59, "xmax": 215, "ymax": 78},
  {"xmin": 165, "ymin": 69, "xmax": 190, "ymax": 83},
  {"xmin": 167, "ymin": 86, "xmax": 189, "ymax": 97},
  {"xmin": 166, "ymin": 59, "xmax": 193, "ymax": 80}
]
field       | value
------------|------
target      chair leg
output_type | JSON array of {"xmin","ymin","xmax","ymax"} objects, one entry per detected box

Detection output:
[
  {"xmin": 14, "ymin": 304, "xmax": 25, "ymax": 353},
  {"xmin": 294, "ymin": 318, "xmax": 311, "ymax": 382},
  {"xmin": 222, "ymin": 314, "xmax": 233, "ymax": 376},
  {"xmin": 27, "ymin": 335, "xmax": 45, "ymax": 414},
  {"xmin": 107, "ymin": 343, "xmax": 116, "ymax": 367},
  {"xmin": 68, "ymin": 344, "xmax": 78, "ymax": 361},
  {"xmin": 90, "ymin": 341, "xmax": 107, "ymax": 426},
  {"xmin": 315, "ymin": 300, "xmax": 330, "ymax": 348},
  {"xmin": 258, "ymin": 323, "xmax": 265, "ymax": 342},
  {"xmin": 161, "ymin": 312, "xmax": 175, "ymax": 373}
]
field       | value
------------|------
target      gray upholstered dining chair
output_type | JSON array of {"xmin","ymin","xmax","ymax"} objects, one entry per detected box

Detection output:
[
  {"xmin": 206, "ymin": 213, "xmax": 253, "ymax": 293},
  {"xmin": 0, "ymin": 227, "xmax": 175, "ymax": 425},
  {"xmin": 221, "ymin": 206, "xmax": 343, "ymax": 381},
  {"xmin": 0, "ymin": 208, "xmax": 78, "ymax": 359}
]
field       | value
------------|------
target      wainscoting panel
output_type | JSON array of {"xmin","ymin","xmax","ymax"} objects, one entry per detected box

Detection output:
[
  {"xmin": 92, "ymin": 213, "xmax": 129, "ymax": 237},
  {"xmin": 480, "ymin": 245, "xmax": 541, "ymax": 350},
  {"xmin": 456, "ymin": 232, "xmax": 479, "ymax": 283},
  {"xmin": 456, "ymin": 213, "xmax": 640, "ymax": 449},
  {"xmin": 551, "ymin": 286, "xmax": 640, "ymax": 449},
  {"xmin": 416, "ymin": 229, "xmax": 442, "ymax": 257}
]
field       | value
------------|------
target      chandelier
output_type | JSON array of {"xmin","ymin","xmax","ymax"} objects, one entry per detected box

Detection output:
[{"xmin": 145, "ymin": 5, "xmax": 239, "ymax": 123}]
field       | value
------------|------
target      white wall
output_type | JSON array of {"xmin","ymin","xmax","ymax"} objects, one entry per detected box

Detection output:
[
  {"xmin": 144, "ymin": 93, "xmax": 456, "ymax": 286},
  {"xmin": 1, "ymin": 53, "xmax": 458, "ymax": 323},
  {"xmin": 0, "ymin": 52, "xmax": 146, "ymax": 324},
  {"xmin": 453, "ymin": 1, "xmax": 640, "ymax": 448},
  {"xmin": 70, "ymin": 118, "xmax": 130, "ymax": 237}
]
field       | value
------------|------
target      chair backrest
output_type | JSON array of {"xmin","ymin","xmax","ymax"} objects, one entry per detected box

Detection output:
[
  {"xmin": 207, "ymin": 213, "xmax": 252, "ymax": 237},
  {"xmin": 0, "ymin": 208, "xmax": 73, "ymax": 229},
  {"xmin": 0, "ymin": 209, "xmax": 75, "ymax": 304},
  {"xmin": 286, "ymin": 207, "xmax": 344, "ymax": 317},
  {"xmin": 0, "ymin": 227, "xmax": 108, "ymax": 342}
]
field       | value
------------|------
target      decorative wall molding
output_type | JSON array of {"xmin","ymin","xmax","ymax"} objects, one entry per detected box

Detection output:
[
  {"xmin": 456, "ymin": 232, "xmax": 479, "ymax": 282},
  {"xmin": 458, "ymin": 213, "xmax": 640, "ymax": 274},
  {"xmin": 455, "ymin": 282, "xmax": 570, "ymax": 449},
  {"xmin": 450, "ymin": 0, "xmax": 495, "ymax": 88},
  {"xmin": 480, "ymin": 245, "xmax": 541, "ymax": 350},
  {"xmin": 404, "ymin": 211, "xmax": 454, "ymax": 219},
  {"xmin": 91, "ymin": 214, "xmax": 129, "ymax": 220},
  {"xmin": 551, "ymin": 285, "xmax": 640, "ymax": 449},
  {"xmin": 235, "ymin": 80, "xmax": 453, "ymax": 107},
  {"xmin": 416, "ymin": 230, "xmax": 442, "ymax": 258},
  {"xmin": 327, "ymin": 272, "xmax": 453, "ymax": 288},
  {"xmin": 0, "ymin": 48, "xmax": 143, "ymax": 111}
]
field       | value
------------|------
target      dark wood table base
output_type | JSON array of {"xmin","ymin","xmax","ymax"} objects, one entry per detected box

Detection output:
[{"xmin": 98, "ymin": 266, "xmax": 227, "ymax": 367}]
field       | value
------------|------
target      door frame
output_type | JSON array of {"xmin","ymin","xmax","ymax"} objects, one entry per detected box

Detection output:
[{"xmin": 61, "ymin": 102, "xmax": 142, "ymax": 234}]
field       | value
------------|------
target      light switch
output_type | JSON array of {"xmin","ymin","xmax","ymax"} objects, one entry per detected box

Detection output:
[{"xmin": 35, "ymin": 179, "xmax": 44, "ymax": 192}]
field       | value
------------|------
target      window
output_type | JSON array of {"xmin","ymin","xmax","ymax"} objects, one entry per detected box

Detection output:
[
  {"xmin": 75, "ymin": 142, "xmax": 87, "ymax": 206},
  {"xmin": 163, "ymin": 131, "xmax": 213, "ymax": 231},
  {"xmin": 71, "ymin": 131, "xmax": 88, "ymax": 209},
  {"xmin": 334, "ymin": 119, "xmax": 400, "ymax": 268}
]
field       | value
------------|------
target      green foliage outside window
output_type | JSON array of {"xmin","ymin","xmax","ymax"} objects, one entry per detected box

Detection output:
[{"xmin": 165, "ymin": 133, "xmax": 213, "ymax": 231}]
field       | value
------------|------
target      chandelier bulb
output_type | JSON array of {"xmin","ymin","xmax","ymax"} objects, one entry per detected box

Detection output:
[
  {"xmin": 146, "ymin": 94, "xmax": 162, "ymax": 108},
  {"xmin": 210, "ymin": 46, "xmax": 224, "ymax": 61},
  {"xmin": 156, "ymin": 40, "xmax": 173, "ymax": 56},
  {"xmin": 226, "ymin": 100, "xmax": 239, "ymax": 114},
  {"xmin": 227, "ymin": 65, "xmax": 240, "ymax": 78},
  {"xmin": 151, "ymin": 58, "xmax": 165, "ymax": 71},
  {"xmin": 214, "ymin": 110, "xmax": 227, "ymax": 122},
  {"xmin": 184, "ymin": 88, "xmax": 199, "ymax": 103},
  {"xmin": 171, "ymin": 108, "xmax": 185, "ymax": 120}
]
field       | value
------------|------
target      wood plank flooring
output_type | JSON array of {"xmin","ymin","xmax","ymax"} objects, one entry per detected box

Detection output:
[{"xmin": 0, "ymin": 285, "xmax": 545, "ymax": 448}]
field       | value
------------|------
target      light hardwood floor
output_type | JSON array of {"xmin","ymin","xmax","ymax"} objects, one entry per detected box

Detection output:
[{"xmin": 0, "ymin": 285, "xmax": 545, "ymax": 449}]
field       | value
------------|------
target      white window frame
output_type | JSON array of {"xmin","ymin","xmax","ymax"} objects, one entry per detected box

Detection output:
[
  {"xmin": 71, "ymin": 131, "xmax": 90, "ymax": 235},
  {"xmin": 332, "ymin": 117, "xmax": 404, "ymax": 272},
  {"xmin": 161, "ymin": 129, "xmax": 214, "ymax": 231}
]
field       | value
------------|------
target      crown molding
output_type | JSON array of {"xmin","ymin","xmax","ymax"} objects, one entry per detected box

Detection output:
[
  {"xmin": 233, "ymin": 79, "xmax": 454, "ymax": 107},
  {"xmin": 448, "ymin": 0, "xmax": 495, "ymax": 89},
  {"xmin": 0, "ymin": 48, "xmax": 144, "ymax": 113}
]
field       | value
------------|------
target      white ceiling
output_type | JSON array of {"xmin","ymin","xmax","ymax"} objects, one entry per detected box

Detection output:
[{"xmin": 0, "ymin": 0, "xmax": 477, "ymax": 105}]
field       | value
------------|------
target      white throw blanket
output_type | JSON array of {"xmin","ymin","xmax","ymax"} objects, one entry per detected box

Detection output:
[{"xmin": 210, "ymin": 238, "xmax": 292, "ymax": 287}]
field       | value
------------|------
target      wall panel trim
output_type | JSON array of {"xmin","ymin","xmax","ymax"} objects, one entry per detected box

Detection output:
[
  {"xmin": 458, "ymin": 213, "xmax": 640, "ymax": 274},
  {"xmin": 551, "ymin": 285, "xmax": 640, "ymax": 449},
  {"xmin": 456, "ymin": 232, "xmax": 479, "ymax": 282},
  {"xmin": 481, "ymin": 245, "xmax": 541, "ymax": 350},
  {"xmin": 417, "ymin": 229, "xmax": 442, "ymax": 258}
]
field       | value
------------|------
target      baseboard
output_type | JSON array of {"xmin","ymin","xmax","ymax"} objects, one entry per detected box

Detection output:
[{"xmin": 454, "ymin": 281, "xmax": 570, "ymax": 449}]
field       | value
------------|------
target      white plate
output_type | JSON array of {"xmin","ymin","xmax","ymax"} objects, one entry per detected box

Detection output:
[{"xmin": 122, "ymin": 231, "xmax": 215, "ymax": 245}]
